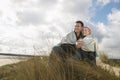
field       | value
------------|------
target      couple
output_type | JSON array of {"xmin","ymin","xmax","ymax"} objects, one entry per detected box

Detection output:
[{"xmin": 51, "ymin": 20, "xmax": 99, "ymax": 64}]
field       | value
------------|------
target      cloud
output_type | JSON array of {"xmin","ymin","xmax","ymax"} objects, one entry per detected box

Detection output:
[
  {"xmin": 0, "ymin": 0, "xmax": 119, "ymax": 58},
  {"xmin": 0, "ymin": 0, "xmax": 17, "ymax": 26},
  {"xmin": 96, "ymin": 0, "xmax": 119, "ymax": 7},
  {"xmin": 107, "ymin": 8, "xmax": 120, "ymax": 24},
  {"xmin": 96, "ymin": 0, "xmax": 111, "ymax": 6},
  {"xmin": 113, "ymin": 0, "xmax": 120, "ymax": 3},
  {"xmin": 83, "ymin": 21, "xmax": 109, "ymax": 43},
  {"xmin": 0, "ymin": 0, "xmax": 93, "ymax": 54},
  {"xmin": 97, "ymin": 8, "xmax": 120, "ymax": 58},
  {"xmin": 16, "ymin": 10, "xmax": 45, "ymax": 26},
  {"xmin": 83, "ymin": 8, "xmax": 120, "ymax": 58},
  {"xmin": 61, "ymin": 0, "xmax": 92, "ymax": 20}
]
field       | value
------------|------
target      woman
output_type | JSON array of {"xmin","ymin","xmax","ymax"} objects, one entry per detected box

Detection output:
[{"xmin": 77, "ymin": 27, "xmax": 99, "ymax": 64}]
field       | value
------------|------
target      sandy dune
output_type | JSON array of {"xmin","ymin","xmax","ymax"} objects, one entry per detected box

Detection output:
[
  {"xmin": 0, "ymin": 56, "xmax": 120, "ymax": 77},
  {"xmin": 0, "ymin": 56, "xmax": 28, "ymax": 67},
  {"xmin": 97, "ymin": 59, "xmax": 120, "ymax": 76},
  {"xmin": 0, "ymin": 58, "xmax": 21, "ymax": 67}
]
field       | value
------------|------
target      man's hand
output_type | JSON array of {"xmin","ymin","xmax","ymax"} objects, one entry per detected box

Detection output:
[{"xmin": 76, "ymin": 41, "xmax": 84, "ymax": 49}]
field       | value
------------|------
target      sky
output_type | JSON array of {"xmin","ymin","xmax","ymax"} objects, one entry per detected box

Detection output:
[{"xmin": 0, "ymin": 0, "xmax": 120, "ymax": 58}]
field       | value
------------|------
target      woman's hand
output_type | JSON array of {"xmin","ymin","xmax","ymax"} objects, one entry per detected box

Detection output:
[{"xmin": 76, "ymin": 41, "xmax": 84, "ymax": 49}]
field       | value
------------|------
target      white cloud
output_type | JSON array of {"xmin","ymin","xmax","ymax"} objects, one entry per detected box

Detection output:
[
  {"xmin": 97, "ymin": 8, "xmax": 120, "ymax": 58},
  {"xmin": 96, "ymin": 0, "xmax": 120, "ymax": 7},
  {"xmin": 0, "ymin": 0, "xmax": 119, "ymax": 59},
  {"xmin": 61, "ymin": 0, "xmax": 92, "ymax": 20},
  {"xmin": 83, "ymin": 8, "xmax": 120, "ymax": 58},
  {"xmin": 0, "ymin": 0, "xmax": 92, "ymax": 54},
  {"xmin": 96, "ymin": 0, "xmax": 111, "ymax": 6},
  {"xmin": 114, "ymin": 0, "xmax": 120, "ymax": 3},
  {"xmin": 85, "ymin": 21, "xmax": 120, "ymax": 58},
  {"xmin": 108, "ymin": 8, "xmax": 120, "ymax": 24}
]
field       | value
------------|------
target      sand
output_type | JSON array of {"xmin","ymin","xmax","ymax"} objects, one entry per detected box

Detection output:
[
  {"xmin": 0, "ymin": 59, "xmax": 21, "ymax": 67},
  {"xmin": 96, "ymin": 59, "xmax": 120, "ymax": 76},
  {"xmin": 0, "ymin": 55, "xmax": 27, "ymax": 67}
]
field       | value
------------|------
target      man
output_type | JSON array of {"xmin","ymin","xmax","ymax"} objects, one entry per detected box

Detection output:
[{"xmin": 51, "ymin": 21, "xmax": 84, "ymax": 60}]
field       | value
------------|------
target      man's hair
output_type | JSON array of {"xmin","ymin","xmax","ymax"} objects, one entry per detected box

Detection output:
[{"xmin": 76, "ymin": 20, "xmax": 84, "ymax": 27}]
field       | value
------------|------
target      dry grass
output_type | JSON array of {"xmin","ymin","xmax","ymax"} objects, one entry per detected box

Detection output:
[
  {"xmin": 99, "ymin": 53, "xmax": 109, "ymax": 63},
  {"xmin": 0, "ymin": 54, "xmax": 120, "ymax": 80},
  {"xmin": 100, "ymin": 53, "xmax": 120, "ymax": 67}
]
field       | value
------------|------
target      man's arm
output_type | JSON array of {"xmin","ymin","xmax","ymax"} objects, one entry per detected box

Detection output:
[{"xmin": 61, "ymin": 32, "xmax": 74, "ymax": 44}]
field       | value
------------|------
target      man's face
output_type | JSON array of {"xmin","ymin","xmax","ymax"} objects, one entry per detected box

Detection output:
[{"xmin": 74, "ymin": 23, "xmax": 83, "ymax": 33}]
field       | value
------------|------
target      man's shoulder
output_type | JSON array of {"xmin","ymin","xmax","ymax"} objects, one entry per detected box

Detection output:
[
  {"xmin": 64, "ymin": 31, "xmax": 75, "ymax": 38},
  {"xmin": 67, "ymin": 31, "xmax": 75, "ymax": 35}
]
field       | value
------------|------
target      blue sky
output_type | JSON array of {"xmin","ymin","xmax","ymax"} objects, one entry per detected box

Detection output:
[{"xmin": 90, "ymin": 0, "xmax": 120, "ymax": 25}]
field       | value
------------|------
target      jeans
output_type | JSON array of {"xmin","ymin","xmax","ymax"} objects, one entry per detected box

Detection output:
[{"xmin": 51, "ymin": 44, "xmax": 96, "ymax": 64}]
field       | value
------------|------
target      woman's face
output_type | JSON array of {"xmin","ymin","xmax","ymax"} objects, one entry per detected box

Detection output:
[
  {"xmin": 83, "ymin": 27, "xmax": 91, "ymax": 36},
  {"xmin": 74, "ymin": 23, "xmax": 83, "ymax": 33}
]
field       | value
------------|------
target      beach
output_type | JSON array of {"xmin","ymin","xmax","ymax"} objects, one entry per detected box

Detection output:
[
  {"xmin": 0, "ymin": 55, "xmax": 27, "ymax": 67},
  {"xmin": 0, "ymin": 59, "xmax": 21, "ymax": 67}
]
